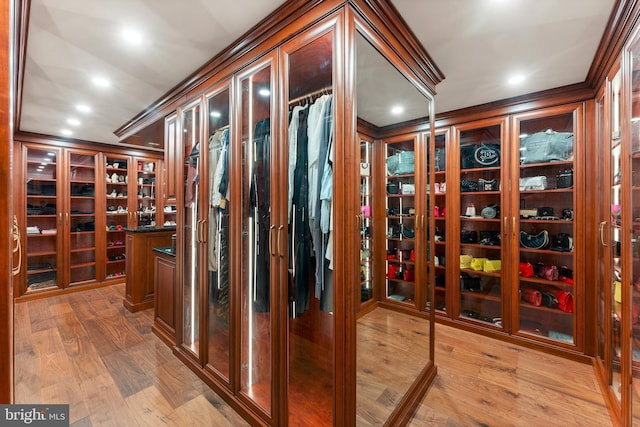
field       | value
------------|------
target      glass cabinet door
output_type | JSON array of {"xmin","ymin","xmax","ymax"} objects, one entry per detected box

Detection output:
[
  {"xmin": 205, "ymin": 85, "xmax": 231, "ymax": 381},
  {"xmin": 284, "ymin": 27, "xmax": 334, "ymax": 426},
  {"xmin": 238, "ymin": 59, "xmax": 274, "ymax": 416},
  {"xmin": 24, "ymin": 146, "xmax": 62, "ymax": 293},
  {"xmin": 384, "ymin": 135, "xmax": 418, "ymax": 305},
  {"xmin": 515, "ymin": 107, "xmax": 578, "ymax": 346},
  {"xmin": 181, "ymin": 101, "xmax": 202, "ymax": 357},
  {"xmin": 105, "ymin": 155, "xmax": 130, "ymax": 280},
  {"xmin": 455, "ymin": 120, "xmax": 505, "ymax": 328},
  {"xmin": 360, "ymin": 136, "xmax": 374, "ymax": 306},
  {"xmin": 135, "ymin": 158, "xmax": 159, "ymax": 228},
  {"xmin": 67, "ymin": 150, "xmax": 97, "ymax": 286},
  {"xmin": 629, "ymin": 35, "xmax": 640, "ymax": 422},
  {"xmin": 432, "ymin": 131, "xmax": 448, "ymax": 313}
]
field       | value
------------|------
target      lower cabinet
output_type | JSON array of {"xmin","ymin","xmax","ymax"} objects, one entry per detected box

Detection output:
[
  {"xmin": 152, "ymin": 247, "xmax": 176, "ymax": 346},
  {"xmin": 123, "ymin": 228, "xmax": 175, "ymax": 312}
]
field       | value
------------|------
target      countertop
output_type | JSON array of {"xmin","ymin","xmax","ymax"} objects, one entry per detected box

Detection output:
[
  {"xmin": 124, "ymin": 225, "xmax": 177, "ymax": 233},
  {"xmin": 153, "ymin": 246, "xmax": 176, "ymax": 257}
]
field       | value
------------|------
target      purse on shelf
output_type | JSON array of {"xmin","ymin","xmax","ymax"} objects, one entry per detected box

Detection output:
[
  {"xmin": 520, "ymin": 230, "xmax": 549, "ymax": 249},
  {"xmin": 483, "ymin": 259, "xmax": 501, "ymax": 273},
  {"xmin": 478, "ymin": 178, "xmax": 498, "ymax": 191},
  {"xmin": 551, "ymin": 289, "xmax": 574, "ymax": 313},
  {"xmin": 520, "ymin": 129, "xmax": 574, "ymax": 164},
  {"xmin": 480, "ymin": 230, "xmax": 501, "ymax": 246},
  {"xmin": 481, "ymin": 204, "xmax": 500, "ymax": 219},
  {"xmin": 461, "ymin": 229, "xmax": 478, "ymax": 243},
  {"xmin": 386, "ymin": 150, "xmax": 415, "ymax": 175},
  {"xmin": 460, "ymin": 273, "xmax": 482, "ymax": 292},
  {"xmin": 470, "ymin": 257, "xmax": 487, "ymax": 271},
  {"xmin": 360, "ymin": 162, "xmax": 370, "ymax": 176},
  {"xmin": 551, "ymin": 233, "xmax": 573, "ymax": 252},
  {"xmin": 556, "ymin": 168, "xmax": 574, "ymax": 189},
  {"xmin": 521, "ymin": 287, "xmax": 542, "ymax": 306},
  {"xmin": 519, "ymin": 262, "xmax": 534, "ymax": 277},
  {"xmin": 460, "ymin": 254, "xmax": 473, "ymax": 269},
  {"xmin": 461, "ymin": 180, "xmax": 478, "ymax": 192},
  {"xmin": 519, "ymin": 176, "xmax": 548, "ymax": 191}
]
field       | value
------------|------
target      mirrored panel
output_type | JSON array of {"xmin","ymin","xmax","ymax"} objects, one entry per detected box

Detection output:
[{"xmin": 355, "ymin": 31, "xmax": 432, "ymax": 425}]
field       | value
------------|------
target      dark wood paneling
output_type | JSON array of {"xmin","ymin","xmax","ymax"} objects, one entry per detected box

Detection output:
[
  {"xmin": 1, "ymin": 0, "xmax": 15, "ymax": 404},
  {"xmin": 152, "ymin": 251, "xmax": 176, "ymax": 346}
]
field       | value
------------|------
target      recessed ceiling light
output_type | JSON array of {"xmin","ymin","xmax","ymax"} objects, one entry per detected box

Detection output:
[
  {"xmin": 258, "ymin": 88, "xmax": 270, "ymax": 97},
  {"xmin": 76, "ymin": 104, "xmax": 91, "ymax": 113},
  {"xmin": 508, "ymin": 74, "xmax": 525, "ymax": 85},
  {"xmin": 210, "ymin": 111, "xmax": 221, "ymax": 118},
  {"xmin": 47, "ymin": 152, "xmax": 55, "ymax": 156},
  {"xmin": 60, "ymin": 129, "xmax": 73, "ymax": 136},
  {"xmin": 122, "ymin": 28, "xmax": 143, "ymax": 45},
  {"xmin": 391, "ymin": 105, "xmax": 404, "ymax": 115},
  {"xmin": 67, "ymin": 118, "xmax": 80, "ymax": 126},
  {"xmin": 92, "ymin": 76, "xmax": 110, "ymax": 87}
]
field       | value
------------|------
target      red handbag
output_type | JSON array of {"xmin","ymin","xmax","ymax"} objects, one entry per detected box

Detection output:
[
  {"xmin": 521, "ymin": 288, "xmax": 542, "ymax": 306},
  {"xmin": 410, "ymin": 250, "xmax": 415, "ymax": 261},
  {"xmin": 551, "ymin": 290, "xmax": 573, "ymax": 313},
  {"xmin": 403, "ymin": 269, "xmax": 415, "ymax": 281},
  {"xmin": 519, "ymin": 262, "xmax": 534, "ymax": 277},
  {"xmin": 387, "ymin": 263, "xmax": 399, "ymax": 279}
]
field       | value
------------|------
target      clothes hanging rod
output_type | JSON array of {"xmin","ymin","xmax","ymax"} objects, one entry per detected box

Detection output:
[{"xmin": 288, "ymin": 85, "xmax": 332, "ymax": 105}]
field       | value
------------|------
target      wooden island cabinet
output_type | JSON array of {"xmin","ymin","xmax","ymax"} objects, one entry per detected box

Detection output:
[
  {"xmin": 123, "ymin": 226, "xmax": 175, "ymax": 312},
  {"xmin": 152, "ymin": 246, "xmax": 177, "ymax": 346}
]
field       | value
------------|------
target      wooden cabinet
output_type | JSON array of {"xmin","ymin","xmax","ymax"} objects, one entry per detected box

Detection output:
[
  {"xmin": 16, "ymin": 139, "xmax": 164, "ymax": 299},
  {"xmin": 125, "ymin": 2, "xmax": 440, "ymax": 426},
  {"xmin": 152, "ymin": 247, "xmax": 176, "ymax": 346},
  {"xmin": 359, "ymin": 135, "xmax": 375, "ymax": 310},
  {"xmin": 432, "ymin": 103, "xmax": 584, "ymax": 351},
  {"xmin": 21, "ymin": 144, "xmax": 99, "ymax": 295},
  {"xmin": 123, "ymin": 228, "xmax": 174, "ymax": 312}
]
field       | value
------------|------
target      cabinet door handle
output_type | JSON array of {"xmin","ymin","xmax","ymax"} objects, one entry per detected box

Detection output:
[
  {"xmin": 12, "ymin": 215, "xmax": 21, "ymax": 276},
  {"xmin": 65, "ymin": 212, "xmax": 69, "ymax": 225},
  {"xmin": 512, "ymin": 217, "xmax": 516, "ymax": 237},
  {"xmin": 201, "ymin": 219, "xmax": 207, "ymax": 244},
  {"xmin": 600, "ymin": 221, "xmax": 608, "ymax": 247},
  {"xmin": 198, "ymin": 219, "xmax": 204, "ymax": 243},
  {"xmin": 269, "ymin": 225, "xmax": 275, "ymax": 256},
  {"xmin": 59, "ymin": 212, "xmax": 63, "ymax": 226},
  {"xmin": 422, "ymin": 214, "xmax": 425, "ymax": 232},
  {"xmin": 503, "ymin": 216, "xmax": 507, "ymax": 235},
  {"xmin": 277, "ymin": 225, "xmax": 284, "ymax": 258}
]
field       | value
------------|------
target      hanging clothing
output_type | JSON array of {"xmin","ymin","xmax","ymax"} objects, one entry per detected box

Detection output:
[
  {"xmin": 250, "ymin": 118, "xmax": 271, "ymax": 312},
  {"xmin": 288, "ymin": 104, "xmax": 307, "ymax": 223}
]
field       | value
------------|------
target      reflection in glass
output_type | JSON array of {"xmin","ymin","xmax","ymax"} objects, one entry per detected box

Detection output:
[
  {"xmin": 239, "ymin": 64, "xmax": 272, "ymax": 413},
  {"xmin": 207, "ymin": 88, "xmax": 231, "ymax": 379},
  {"xmin": 360, "ymin": 138, "xmax": 374, "ymax": 305},
  {"xmin": 355, "ymin": 31, "xmax": 432, "ymax": 426},
  {"xmin": 182, "ymin": 104, "xmax": 201, "ymax": 356},
  {"xmin": 68, "ymin": 152, "xmax": 96, "ymax": 285},
  {"xmin": 286, "ymin": 31, "xmax": 334, "ymax": 425}
]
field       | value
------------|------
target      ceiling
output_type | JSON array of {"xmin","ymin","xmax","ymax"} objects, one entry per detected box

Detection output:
[{"xmin": 19, "ymin": 0, "xmax": 617, "ymax": 146}]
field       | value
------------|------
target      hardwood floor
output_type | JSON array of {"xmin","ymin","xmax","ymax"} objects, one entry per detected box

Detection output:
[{"xmin": 14, "ymin": 284, "xmax": 614, "ymax": 426}]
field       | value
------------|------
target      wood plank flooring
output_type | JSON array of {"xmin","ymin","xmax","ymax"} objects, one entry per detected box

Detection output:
[{"xmin": 14, "ymin": 284, "xmax": 614, "ymax": 426}]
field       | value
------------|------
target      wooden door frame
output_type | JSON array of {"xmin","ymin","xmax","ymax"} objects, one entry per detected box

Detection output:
[{"xmin": 1, "ymin": 0, "xmax": 15, "ymax": 404}]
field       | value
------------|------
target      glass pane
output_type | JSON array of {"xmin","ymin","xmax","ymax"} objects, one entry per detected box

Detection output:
[
  {"xmin": 239, "ymin": 64, "xmax": 272, "ymax": 413},
  {"xmin": 105, "ymin": 155, "xmax": 129, "ymax": 280},
  {"xmin": 182, "ymin": 103, "xmax": 201, "ymax": 356},
  {"xmin": 360, "ymin": 137, "xmax": 374, "ymax": 305},
  {"xmin": 206, "ymin": 87, "xmax": 231, "ymax": 380},
  {"xmin": 630, "ymin": 38, "xmax": 640, "ymax": 419},
  {"xmin": 136, "ymin": 159, "xmax": 158, "ymax": 227},
  {"xmin": 286, "ymin": 31, "xmax": 334, "ymax": 426},
  {"xmin": 25, "ymin": 147, "xmax": 60, "ymax": 292},
  {"xmin": 517, "ymin": 112, "xmax": 575, "ymax": 344},
  {"xmin": 68, "ymin": 151, "xmax": 96, "ymax": 285},
  {"xmin": 385, "ymin": 137, "xmax": 416, "ymax": 304},
  {"xmin": 595, "ymin": 94, "xmax": 606, "ymax": 363},
  {"xmin": 610, "ymin": 70, "xmax": 623, "ymax": 403},
  {"xmin": 457, "ymin": 124, "xmax": 503, "ymax": 327},
  {"xmin": 433, "ymin": 133, "xmax": 447, "ymax": 312}
]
